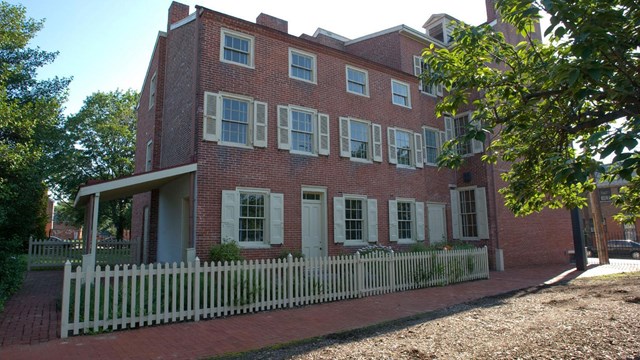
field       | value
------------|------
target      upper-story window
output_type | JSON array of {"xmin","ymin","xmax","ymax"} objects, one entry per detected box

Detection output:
[
  {"xmin": 145, "ymin": 140, "xmax": 153, "ymax": 172},
  {"xmin": 203, "ymin": 92, "xmax": 267, "ymax": 149},
  {"xmin": 413, "ymin": 56, "xmax": 443, "ymax": 97},
  {"xmin": 289, "ymin": 49, "xmax": 316, "ymax": 83},
  {"xmin": 346, "ymin": 66, "xmax": 369, "ymax": 96},
  {"xmin": 444, "ymin": 113, "xmax": 483, "ymax": 156},
  {"xmin": 277, "ymin": 105, "xmax": 330, "ymax": 156},
  {"xmin": 339, "ymin": 117, "xmax": 382, "ymax": 163},
  {"xmin": 387, "ymin": 127, "xmax": 423, "ymax": 169},
  {"xmin": 220, "ymin": 29, "xmax": 254, "ymax": 68},
  {"xmin": 149, "ymin": 72, "xmax": 157, "ymax": 110},
  {"xmin": 391, "ymin": 80, "xmax": 411, "ymax": 108},
  {"xmin": 423, "ymin": 127, "xmax": 444, "ymax": 166},
  {"xmin": 599, "ymin": 188, "xmax": 612, "ymax": 202}
]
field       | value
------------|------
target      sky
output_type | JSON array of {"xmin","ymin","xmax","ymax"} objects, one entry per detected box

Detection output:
[{"xmin": 13, "ymin": 0, "xmax": 498, "ymax": 116}]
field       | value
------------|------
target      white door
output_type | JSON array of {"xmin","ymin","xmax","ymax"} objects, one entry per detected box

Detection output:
[
  {"xmin": 428, "ymin": 203, "xmax": 447, "ymax": 244},
  {"xmin": 302, "ymin": 198, "xmax": 323, "ymax": 258}
]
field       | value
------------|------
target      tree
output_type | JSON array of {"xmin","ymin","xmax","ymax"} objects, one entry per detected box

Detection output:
[
  {"xmin": 0, "ymin": 1, "xmax": 70, "ymax": 247},
  {"xmin": 423, "ymin": 0, "xmax": 640, "ymax": 222},
  {"xmin": 49, "ymin": 90, "xmax": 138, "ymax": 239}
]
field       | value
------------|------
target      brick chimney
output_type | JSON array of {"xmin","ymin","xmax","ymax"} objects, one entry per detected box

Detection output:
[
  {"xmin": 486, "ymin": 0, "xmax": 497, "ymax": 23},
  {"xmin": 168, "ymin": 2, "xmax": 190, "ymax": 30},
  {"xmin": 256, "ymin": 13, "xmax": 288, "ymax": 33}
]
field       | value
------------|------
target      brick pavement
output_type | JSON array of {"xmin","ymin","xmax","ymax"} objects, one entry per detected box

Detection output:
[{"xmin": 1, "ymin": 262, "xmax": 639, "ymax": 360}]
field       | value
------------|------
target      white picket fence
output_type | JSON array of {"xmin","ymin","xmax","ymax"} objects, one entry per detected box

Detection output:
[
  {"xmin": 28, "ymin": 238, "xmax": 139, "ymax": 270},
  {"xmin": 61, "ymin": 247, "xmax": 489, "ymax": 338}
]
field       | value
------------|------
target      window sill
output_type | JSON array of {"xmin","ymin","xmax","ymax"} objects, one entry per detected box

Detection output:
[
  {"xmin": 220, "ymin": 59, "xmax": 255, "ymax": 69},
  {"xmin": 350, "ymin": 158, "xmax": 373, "ymax": 164},
  {"xmin": 290, "ymin": 150, "xmax": 318, "ymax": 157},
  {"xmin": 218, "ymin": 141, "xmax": 253, "ymax": 150},
  {"xmin": 396, "ymin": 164, "xmax": 416, "ymax": 170},
  {"xmin": 392, "ymin": 102, "xmax": 412, "ymax": 109},
  {"xmin": 346, "ymin": 90, "xmax": 370, "ymax": 98},
  {"xmin": 344, "ymin": 241, "xmax": 368, "ymax": 247},
  {"xmin": 397, "ymin": 239, "xmax": 417, "ymax": 245},
  {"xmin": 289, "ymin": 76, "xmax": 317, "ymax": 85},
  {"xmin": 237, "ymin": 243, "xmax": 272, "ymax": 249}
]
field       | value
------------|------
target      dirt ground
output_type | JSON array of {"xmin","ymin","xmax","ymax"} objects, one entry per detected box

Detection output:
[{"xmin": 224, "ymin": 273, "xmax": 640, "ymax": 360}]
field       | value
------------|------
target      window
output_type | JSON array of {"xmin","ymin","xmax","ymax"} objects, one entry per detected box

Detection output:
[
  {"xmin": 387, "ymin": 127, "xmax": 423, "ymax": 169},
  {"xmin": 289, "ymin": 49, "xmax": 316, "ymax": 83},
  {"xmin": 423, "ymin": 127, "xmax": 443, "ymax": 166},
  {"xmin": 202, "ymin": 92, "xmax": 267, "ymax": 148},
  {"xmin": 220, "ymin": 29, "xmax": 254, "ymax": 68},
  {"xmin": 444, "ymin": 113, "xmax": 483, "ymax": 156},
  {"xmin": 149, "ymin": 72, "xmax": 157, "ymax": 110},
  {"xmin": 413, "ymin": 56, "xmax": 443, "ymax": 97},
  {"xmin": 333, "ymin": 196, "xmax": 378, "ymax": 245},
  {"xmin": 145, "ymin": 140, "xmax": 153, "ymax": 172},
  {"xmin": 391, "ymin": 80, "xmax": 411, "ymax": 108},
  {"xmin": 290, "ymin": 109, "xmax": 314, "ymax": 153},
  {"xmin": 338, "ymin": 117, "xmax": 382, "ymax": 162},
  {"xmin": 450, "ymin": 187, "xmax": 489, "ymax": 240},
  {"xmin": 599, "ymin": 188, "xmax": 612, "ymax": 202},
  {"xmin": 277, "ymin": 105, "xmax": 330, "ymax": 156},
  {"xmin": 346, "ymin": 66, "xmax": 369, "ymax": 96},
  {"xmin": 389, "ymin": 199, "xmax": 425, "ymax": 243},
  {"xmin": 221, "ymin": 189, "xmax": 284, "ymax": 247}
]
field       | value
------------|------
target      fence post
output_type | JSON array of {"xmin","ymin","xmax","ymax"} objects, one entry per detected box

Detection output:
[
  {"xmin": 194, "ymin": 257, "xmax": 201, "ymax": 321},
  {"xmin": 287, "ymin": 254, "xmax": 293, "ymax": 308},
  {"xmin": 356, "ymin": 252, "xmax": 363, "ymax": 298},
  {"xmin": 28, "ymin": 236, "xmax": 33, "ymax": 271},
  {"xmin": 388, "ymin": 251, "xmax": 396, "ymax": 292},
  {"xmin": 60, "ymin": 260, "xmax": 71, "ymax": 339}
]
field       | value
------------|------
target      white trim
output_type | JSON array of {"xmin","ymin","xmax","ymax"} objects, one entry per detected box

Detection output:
[
  {"xmin": 220, "ymin": 28, "xmax": 255, "ymax": 69},
  {"xmin": 391, "ymin": 79, "xmax": 411, "ymax": 108},
  {"xmin": 422, "ymin": 126, "xmax": 441, "ymax": 166},
  {"xmin": 169, "ymin": 13, "xmax": 196, "ymax": 30},
  {"xmin": 288, "ymin": 48, "xmax": 317, "ymax": 84},
  {"xmin": 74, "ymin": 163, "xmax": 197, "ymax": 206},
  {"xmin": 345, "ymin": 65, "xmax": 369, "ymax": 97}
]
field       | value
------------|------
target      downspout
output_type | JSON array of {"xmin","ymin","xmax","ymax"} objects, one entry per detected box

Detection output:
[{"xmin": 487, "ymin": 132, "xmax": 503, "ymax": 271}]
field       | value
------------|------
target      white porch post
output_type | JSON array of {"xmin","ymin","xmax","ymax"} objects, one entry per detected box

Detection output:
[{"xmin": 82, "ymin": 192, "xmax": 100, "ymax": 270}]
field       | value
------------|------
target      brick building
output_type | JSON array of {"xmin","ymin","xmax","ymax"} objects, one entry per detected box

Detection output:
[{"xmin": 100, "ymin": 0, "xmax": 573, "ymax": 269}]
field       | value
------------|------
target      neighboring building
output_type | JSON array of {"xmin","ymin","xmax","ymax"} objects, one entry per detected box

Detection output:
[{"xmin": 80, "ymin": 0, "xmax": 573, "ymax": 269}]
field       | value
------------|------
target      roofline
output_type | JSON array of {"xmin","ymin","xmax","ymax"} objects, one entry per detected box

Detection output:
[
  {"xmin": 137, "ymin": 31, "xmax": 167, "ymax": 107},
  {"xmin": 346, "ymin": 24, "xmax": 448, "ymax": 48},
  {"xmin": 170, "ymin": 12, "xmax": 196, "ymax": 30}
]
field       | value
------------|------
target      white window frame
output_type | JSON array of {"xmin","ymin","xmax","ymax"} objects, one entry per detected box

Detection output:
[
  {"xmin": 202, "ymin": 91, "xmax": 268, "ymax": 149},
  {"xmin": 277, "ymin": 104, "xmax": 330, "ymax": 156},
  {"xmin": 422, "ymin": 126, "xmax": 443, "ymax": 166},
  {"xmin": 338, "ymin": 117, "xmax": 382, "ymax": 163},
  {"xmin": 145, "ymin": 140, "xmax": 153, "ymax": 172},
  {"xmin": 388, "ymin": 198, "xmax": 425, "ymax": 244},
  {"xmin": 413, "ymin": 55, "xmax": 443, "ymax": 97},
  {"xmin": 444, "ymin": 112, "xmax": 483, "ymax": 156},
  {"xmin": 334, "ymin": 195, "xmax": 378, "ymax": 246},
  {"xmin": 288, "ymin": 48, "xmax": 317, "ymax": 84},
  {"xmin": 345, "ymin": 65, "xmax": 369, "ymax": 97},
  {"xmin": 220, "ymin": 28, "xmax": 255, "ymax": 69},
  {"xmin": 221, "ymin": 188, "xmax": 284, "ymax": 249},
  {"xmin": 387, "ymin": 127, "xmax": 423, "ymax": 169},
  {"xmin": 391, "ymin": 79, "xmax": 411, "ymax": 108},
  {"xmin": 450, "ymin": 187, "xmax": 489, "ymax": 240},
  {"xmin": 149, "ymin": 71, "xmax": 157, "ymax": 110}
]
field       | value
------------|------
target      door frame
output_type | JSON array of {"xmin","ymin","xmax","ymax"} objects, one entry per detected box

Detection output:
[
  {"xmin": 301, "ymin": 186, "xmax": 327, "ymax": 257},
  {"xmin": 427, "ymin": 202, "xmax": 447, "ymax": 243}
]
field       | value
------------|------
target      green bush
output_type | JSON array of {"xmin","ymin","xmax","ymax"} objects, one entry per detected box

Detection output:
[
  {"xmin": 357, "ymin": 244, "xmax": 394, "ymax": 256},
  {"xmin": 0, "ymin": 236, "xmax": 27, "ymax": 313},
  {"xmin": 408, "ymin": 241, "xmax": 476, "ymax": 253},
  {"xmin": 209, "ymin": 240, "xmax": 244, "ymax": 263},
  {"xmin": 277, "ymin": 249, "xmax": 305, "ymax": 260}
]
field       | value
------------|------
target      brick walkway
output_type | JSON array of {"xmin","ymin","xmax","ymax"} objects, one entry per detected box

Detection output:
[{"xmin": 1, "ymin": 262, "xmax": 639, "ymax": 360}]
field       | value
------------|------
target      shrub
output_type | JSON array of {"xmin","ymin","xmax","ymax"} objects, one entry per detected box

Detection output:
[
  {"xmin": 0, "ymin": 236, "xmax": 27, "ymax": 313},
  {"xmin": 277, "ymin": 250, "xmax": 304, "ymax": 260},
  {"xmin": 408, "ymin": 241, "xmax": 476, "ymax": 253},
  {"xmin": 209, "ymin": 240, "xmax": 244, "ymax": 263}
]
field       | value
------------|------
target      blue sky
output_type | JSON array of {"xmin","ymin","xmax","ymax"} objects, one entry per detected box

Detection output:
[{"xmin": 13, "ymin": 0, "xmax": 497, "ymax": 115}]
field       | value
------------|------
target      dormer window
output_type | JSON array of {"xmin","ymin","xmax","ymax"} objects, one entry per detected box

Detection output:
[
  {"xmin": 423, "ymin": 14, "xmax": 457, "ymax": 45},
  {"xmin": 428, "ymin": 24, "xmax": 444, "ymax": 43}
]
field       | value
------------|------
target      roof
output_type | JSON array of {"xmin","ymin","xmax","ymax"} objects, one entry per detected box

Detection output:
[{"xmin": 74, "ymin": 163, "xmax": 197, "ymax": 207}]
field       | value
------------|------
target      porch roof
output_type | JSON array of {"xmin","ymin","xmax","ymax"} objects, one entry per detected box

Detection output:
[{"xmin": 74, "ymin": 163, "xmax": 197, "ymax": 207}]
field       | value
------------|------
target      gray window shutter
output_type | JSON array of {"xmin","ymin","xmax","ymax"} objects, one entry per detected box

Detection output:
[
  {"xmin": 333, "ymin": 197, "xmax": 345, "ymax": 243},
  {"xmin": 387, "ymin": 127, "xmax": 397, "ymax": 164},
  {"xmin": 270, "ymin": 193, "xmax": 284, "ymax": 245},
  {"xmin": 372, "ymin": 123, "xmax": 382, "ymax": 162},
  {"xmin": 388, "ymin": 200, "xmax": 398, "ymax": 242},
  {"xmin": 475, "ymin": 187, "xmax": 489, "ymax": 239},
  {"xmin": 277, "ymin": 105, "xmax": 290, "ymax": 150},
  {"xmin": 471, "ymin": 117, "xmax": 484, "ymax": 154},
  {"xmin": 436, "ymin": 83, "xmax": 444, "ymax": 97},
  {"xmin": 367, "ymin": 199, "xmax": 378, "ymax": 243},
  {"xmin": 444, "ymin": 116, "xmax": 454, "ymax": 141},
  {"xmin": 416, "ymin": 201, "xmax": 425, "ymax": 241},
  {"xmin": 450, "ymin": 190, "xmax": 461, "ymax": 239},
  {"xmin": 254, "ymin": 101, "xmax": 268, "ymax": 148},
  {"xmin": 203, "ymin": 92, "xmax": 219, "ymax": 141},
  {"xmin": 414, "ymin": 132, "xmax": 424, "ymax": 169},
  {"xmin": 413, "ymin": 55, "xmax": 423, "ymax": 92},
  {"xmin": 339, "ymin": 117, "xmax": 351, "ymax": 158},
  {"xmin": 318, "ymin": 113, "xmax": 330, "ymax": 155},
  {"xmin": 221, "ymin": 190, "xmax": 238, "ymax": 243}
]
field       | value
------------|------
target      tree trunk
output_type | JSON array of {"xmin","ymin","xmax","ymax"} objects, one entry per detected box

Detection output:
[{"xmin": 588, "ymin": 189, "xmax": 609, "ymax": 265}]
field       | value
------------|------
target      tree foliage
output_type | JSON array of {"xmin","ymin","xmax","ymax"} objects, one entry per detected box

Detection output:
[
  {"xmin": 423, "ymin": 0, "xmax": 640, "ymax": 221},
  {"xmin": 0, "ymin": 1, "xmax": 70, "ymax": 249},
  {"xmin": 49, "ymin": 90, "xmax": 138, "ymax": 239}
]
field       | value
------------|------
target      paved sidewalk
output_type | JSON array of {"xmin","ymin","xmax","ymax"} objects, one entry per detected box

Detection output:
[{"xmin": 1, "ymin": 261, "xmax": 638, "ymax": 360}]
